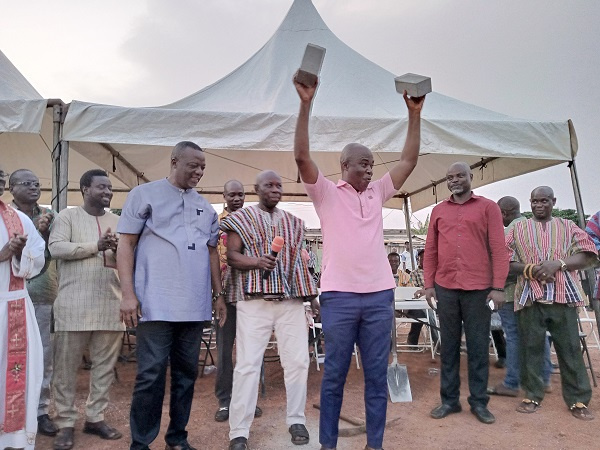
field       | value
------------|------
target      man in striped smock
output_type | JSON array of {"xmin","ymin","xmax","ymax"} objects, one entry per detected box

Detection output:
[
  {"xmin": 222, "ymin": 170, "xmax": 318, "ymax": 450},
  {"xmin": 506, "ymin": 186, "xmax": 598, "ymax": 420}
]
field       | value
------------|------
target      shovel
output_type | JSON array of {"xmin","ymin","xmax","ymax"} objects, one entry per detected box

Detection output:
[{"xmin": 388, "ymin": 313, "xmax": 412, "ymax": 402}]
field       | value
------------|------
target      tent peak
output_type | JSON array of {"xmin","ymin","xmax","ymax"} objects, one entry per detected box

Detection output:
[{"xmin": 277, "ymin": 0, "xmax": 330, "ymax": 33}]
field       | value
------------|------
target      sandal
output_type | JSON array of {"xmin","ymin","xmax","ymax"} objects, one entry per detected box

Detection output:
[
  {"xmin": 516, "ymin": 399, "xmax": 540, "ymax": 414},
  {"xmin": 54, "ymin": 427, "xmax": 75, "ymax": 450},
  {"xmin": 229, "ymin": 436, "xmax": 248, "ymax": 450},
  {"xmin": 289, "ymin": 423, "xmax": 310, "ymax": 446},
  {"xmin": 570, "ymin": 402, "xmax": 594, "ymax": 421}
]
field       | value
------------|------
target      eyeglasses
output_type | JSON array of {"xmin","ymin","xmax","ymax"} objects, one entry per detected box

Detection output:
[
  {"xmin": 0, "ymin": 171, "xmax": 9, "ymax": 179},
  {"xmin": 12, "ymin": 181, "xmax": 41, "ymax": 188}
]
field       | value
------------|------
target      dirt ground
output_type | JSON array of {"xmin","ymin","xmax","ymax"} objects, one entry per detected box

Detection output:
[{"xmin": 35, "ymin": 322, "xmax": 600, "ymax": 450}]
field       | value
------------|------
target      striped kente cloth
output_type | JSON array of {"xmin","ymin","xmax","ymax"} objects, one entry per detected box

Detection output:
[
  {"xmin": 506, "ymin": 217, "xmax": 597, "ymax": 310},
  {"xmin": 220, "ymin": 205, "xmax": 317, "ymax": 302}
]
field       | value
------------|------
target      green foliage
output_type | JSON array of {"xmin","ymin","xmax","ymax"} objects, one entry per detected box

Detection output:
[
  {"xmin": 522, "ymin": 208, "xmax": 588, "ymax": 224},
  {"xmin": 411, "ymin": 214, "xmax": 430, "ymax": 235}
]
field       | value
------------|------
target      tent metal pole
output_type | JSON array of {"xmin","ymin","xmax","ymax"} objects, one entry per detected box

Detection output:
[
  {"xmin": 569, "ymin": 159, "xmax": 586, "ymax": 228},
  {"xmin": 403, "ymin": 197, "xmax": 416, "ymax": 271},
  {"xmin": 59, "ymin": 140, "xmax": 69, "ymax": 211},
  {"xmin": 568, "ymin": 159, "xmax": 600, "ymax": 333},
  {"xmin": 51, "ymin": 103, "xmax": 69, "ymax": 211},
  {"xmin": 51, "ymin": 105, "xmax": 61, "ymax": 211}
]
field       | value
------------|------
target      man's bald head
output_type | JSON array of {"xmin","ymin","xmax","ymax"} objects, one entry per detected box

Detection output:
[
  {"xmin": 255, "ymin": 170, "xmax": 281, "ymax": 186},
  {"xmin": 530, "ymin": 186, "xmax": 556, "ymax": 222},
  {"xmin": 497, "ymin": 196, "xmax": 521, "ymax": 227},
  {"xmin": 255, "ymin": 170, "xmax": 283, "ymax": 212},
  {"xmin": 446, "ymin": 162, "xmax": 473, "ymax": 198},
  {"xmin": 224, "ymin": 179, "xmax": 244, "ymax": 195},
  {"xmin": 531, "ymin": 186, "xmax": 554, "ymax": 199},
  {"xmin": 447, "ymin": 162, "xmax": 472, "ymax": 177},
  {"xmin": 340, "ymin": 143, "xmax": 374, "ymax": 193},
  {"xmin": 223, "ymin": 179, "xmax": 245, "ymax": 212},
  {"xmin": 340, "ymin": 143, "xmax": 372, "ymax": 165},
  {"xmin": 497, "ymin": 196, "xmax": 520, "ymax": 211}
]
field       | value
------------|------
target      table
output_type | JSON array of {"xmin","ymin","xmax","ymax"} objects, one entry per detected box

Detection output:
[{"xmin": 394, "ymin": 288, "xmax": 438, "ymax": 359}]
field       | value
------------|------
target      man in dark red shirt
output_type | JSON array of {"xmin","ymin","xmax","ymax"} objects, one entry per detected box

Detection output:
[{"xmin": 418, "ymin": 162, "xmax": 508, "ymax": 425}]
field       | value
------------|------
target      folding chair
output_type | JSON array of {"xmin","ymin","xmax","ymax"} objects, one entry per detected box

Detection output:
[
  {"xmin": 577, "ymin": 316, "xmax": 598, "ymax": 388},
  {"xmin": 579, "ymin": 307, "xmax": 600, "ymax": 349},
  {"xmin": 310, "ymin": 322, "xmax": 360, "ymax": 371},
  {"xmin": 198, "ymin": 319, "xmax": 216, "ymax": 378}
]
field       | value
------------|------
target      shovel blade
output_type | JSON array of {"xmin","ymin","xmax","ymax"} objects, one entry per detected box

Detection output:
[{"xmin": 387, "ymin": 363, "xmax": 412, "ymax": 403}]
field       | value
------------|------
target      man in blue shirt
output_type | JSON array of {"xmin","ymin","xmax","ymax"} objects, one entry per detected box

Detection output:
[{"xmin": 118, "ymin": 141, "xmax": 227, "ymax": 450}]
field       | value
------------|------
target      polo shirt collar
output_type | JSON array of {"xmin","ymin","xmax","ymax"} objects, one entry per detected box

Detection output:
[
  {"xmin": 336, "ymin": 178, "xmax": 373, "ymax": 192},
  {"xmin": 446, "ymin": 191, "xmax": 480, "ymax": 204}
]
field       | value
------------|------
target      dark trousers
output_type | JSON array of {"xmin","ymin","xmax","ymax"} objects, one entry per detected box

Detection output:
[
  {"xmin": 215, "ymin": 302, "xmax": 237, "ymax": 407},
  {"xmin": 491, "ymin": 329, "xmax": 506, "ymax": 359},
  {"xmin": 435, "ymin": 284, "xmax": 491, "ymax": 409},
  {"xmin": 130, "ymin": 321, "xmax": 203, "ymax": 450},
  {"xmin": 319, "ymin": 290, "xmax": 393, "ymax": 449},
  {"xmin": 517, "ymin": 302, "xmax": 592, "ymax": 406},
  {"xmin": 406, "ymin": 309, "xmax": 439, "ymax": 346}
]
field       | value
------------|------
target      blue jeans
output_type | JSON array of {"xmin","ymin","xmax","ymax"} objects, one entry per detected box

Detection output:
[
  {"xmin": 319, "ymin": 290, "xmax": 394, "ymax": 449},
  {"xmin": 129, "ymin": 321, "xmax": 203, "ymax": 450},
  {"xmin": 498, "ymin": 302, "xmax": 551, "ymax": 390}
]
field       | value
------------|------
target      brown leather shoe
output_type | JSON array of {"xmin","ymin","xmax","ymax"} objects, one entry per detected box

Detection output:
[
  {"xmin": 54, "ymin": 427, "xmax": 75, "ymax": 450},
  {"xmin": 82, "ymin": 420, "xmax": 122, "ymax": 440}
]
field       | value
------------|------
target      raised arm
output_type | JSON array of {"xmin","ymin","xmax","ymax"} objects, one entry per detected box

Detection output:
[
  {"xmin": 388, "ymin": 92, "xmax": 426, "ymax": 190},
  {"xmin": 293, "ymin": 75, "xmax": 319, "ymax": 184}
]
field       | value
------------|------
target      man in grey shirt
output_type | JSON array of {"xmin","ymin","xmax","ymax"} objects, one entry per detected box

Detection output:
[{"xmin": 118, "ymin": 141, "xmax": 227, "ymax": 450}]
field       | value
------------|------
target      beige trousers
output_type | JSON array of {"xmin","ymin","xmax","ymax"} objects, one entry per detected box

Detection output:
[
  {"xmin": 53, "ymin": 330, "xmax": 121, "ymax": 428},
  {"xmin": 229, "ymin": 299, "xmax": 309, "ymax": 440}
]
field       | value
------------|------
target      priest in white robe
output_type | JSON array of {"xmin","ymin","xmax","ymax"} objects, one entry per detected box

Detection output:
[{"xmin": 0, "ymin": 167, "xmax": 45, "ymax": 450}]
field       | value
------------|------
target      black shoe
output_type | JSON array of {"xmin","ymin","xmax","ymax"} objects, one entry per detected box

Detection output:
[
  {"xmin": 38, "ymin": 414, "xmax": 59, "ymax": 436},
  {"xmin": 215, "ymin": 406, "xmax": 229, "ymax": 422},
  {"xmin": 471, "ymin": 406, "xmax": 496, "ymax": 424},
  {"xmin": 254, "ymin": 405, "xmax": 263, "ymax": 417},
  {"xmin": 82, "ymin": 421, "xmax": 122, "ymax": 440},
  {"xmin": 430, "ymin": 403, "xmax": 462, "ymax": 419},
  {"xmin": 229, "ymin": 437, "xmax": 248, "ymax": 450},
  {"xmin": 165, "ymin": 442, "xmax": 197, "ymax": 450},
  {"xmin": 494, "ymin": 358, "xmax": 506, "ymax": 369}
]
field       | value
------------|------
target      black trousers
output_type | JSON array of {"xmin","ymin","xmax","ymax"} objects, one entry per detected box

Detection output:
[
  {"xmin": 491, "ymin": 329, "xmax": 507, "ymax": 360},
  {"xmin": 129, "ymin": 321, "xmax": 203, "ymax": 450},
  {"xmin": 435, "ymin": 284, "xmax": 491, "ymax": 409},
  {"xmin": 215, "ymin": 303, "xmax": 237, "ymax": 407}
]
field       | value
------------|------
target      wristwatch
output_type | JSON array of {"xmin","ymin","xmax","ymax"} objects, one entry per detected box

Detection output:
[{"xmin": 558, "ymin": 259, "xmax": 568, "ymax": 271}]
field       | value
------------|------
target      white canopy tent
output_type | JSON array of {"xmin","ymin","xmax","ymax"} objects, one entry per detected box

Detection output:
[
  {"xmin": 0, "ymin": 49, "xmax": 128, "ymax": 209},
  {"xmin": 63, "ymin": 0, "xmax": 578, "ymax": 213}
]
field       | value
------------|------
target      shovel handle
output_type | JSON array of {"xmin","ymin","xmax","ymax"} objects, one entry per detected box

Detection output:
[
  {"xmin": 312, "ymin": 403, "xmax": 365, "ymax": 426},
  {"xmin": 391, "ymin": 303, "xmax": 399, "ymax": 359}
]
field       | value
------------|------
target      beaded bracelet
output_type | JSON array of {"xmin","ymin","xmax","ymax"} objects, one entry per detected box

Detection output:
[{"xmin": 212, "ymin": 290, "xmax": 226, "ymax": 302}]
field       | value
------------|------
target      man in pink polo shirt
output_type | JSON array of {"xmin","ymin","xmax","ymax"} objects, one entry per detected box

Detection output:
[{"xmin": 293, "ymin": 76, "xmax": 425, "ymax": 450}]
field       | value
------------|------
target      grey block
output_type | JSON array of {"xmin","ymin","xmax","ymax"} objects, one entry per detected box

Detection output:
[
  {"xmin": 394, "ymin": 73, "xmax": 432, "ymax": 97},
  {"xmin": 296, "ymin": 43, "xmax": 326, "ymax": 87}
]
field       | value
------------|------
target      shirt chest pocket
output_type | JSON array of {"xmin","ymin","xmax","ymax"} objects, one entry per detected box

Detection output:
[{"xmin": 191, "ymin": 209, "xmax": 213, "ymax": 239}]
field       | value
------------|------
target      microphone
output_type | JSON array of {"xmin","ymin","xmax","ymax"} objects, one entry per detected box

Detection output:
[{"xmin": 263, "ymin": 236, "xmax": 284, "ymax": 279}]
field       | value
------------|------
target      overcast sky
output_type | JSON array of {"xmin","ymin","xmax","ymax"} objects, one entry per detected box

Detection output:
[{"xmin": 2, "ymin": 0, "xmax": 599, "ymax": 225}]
